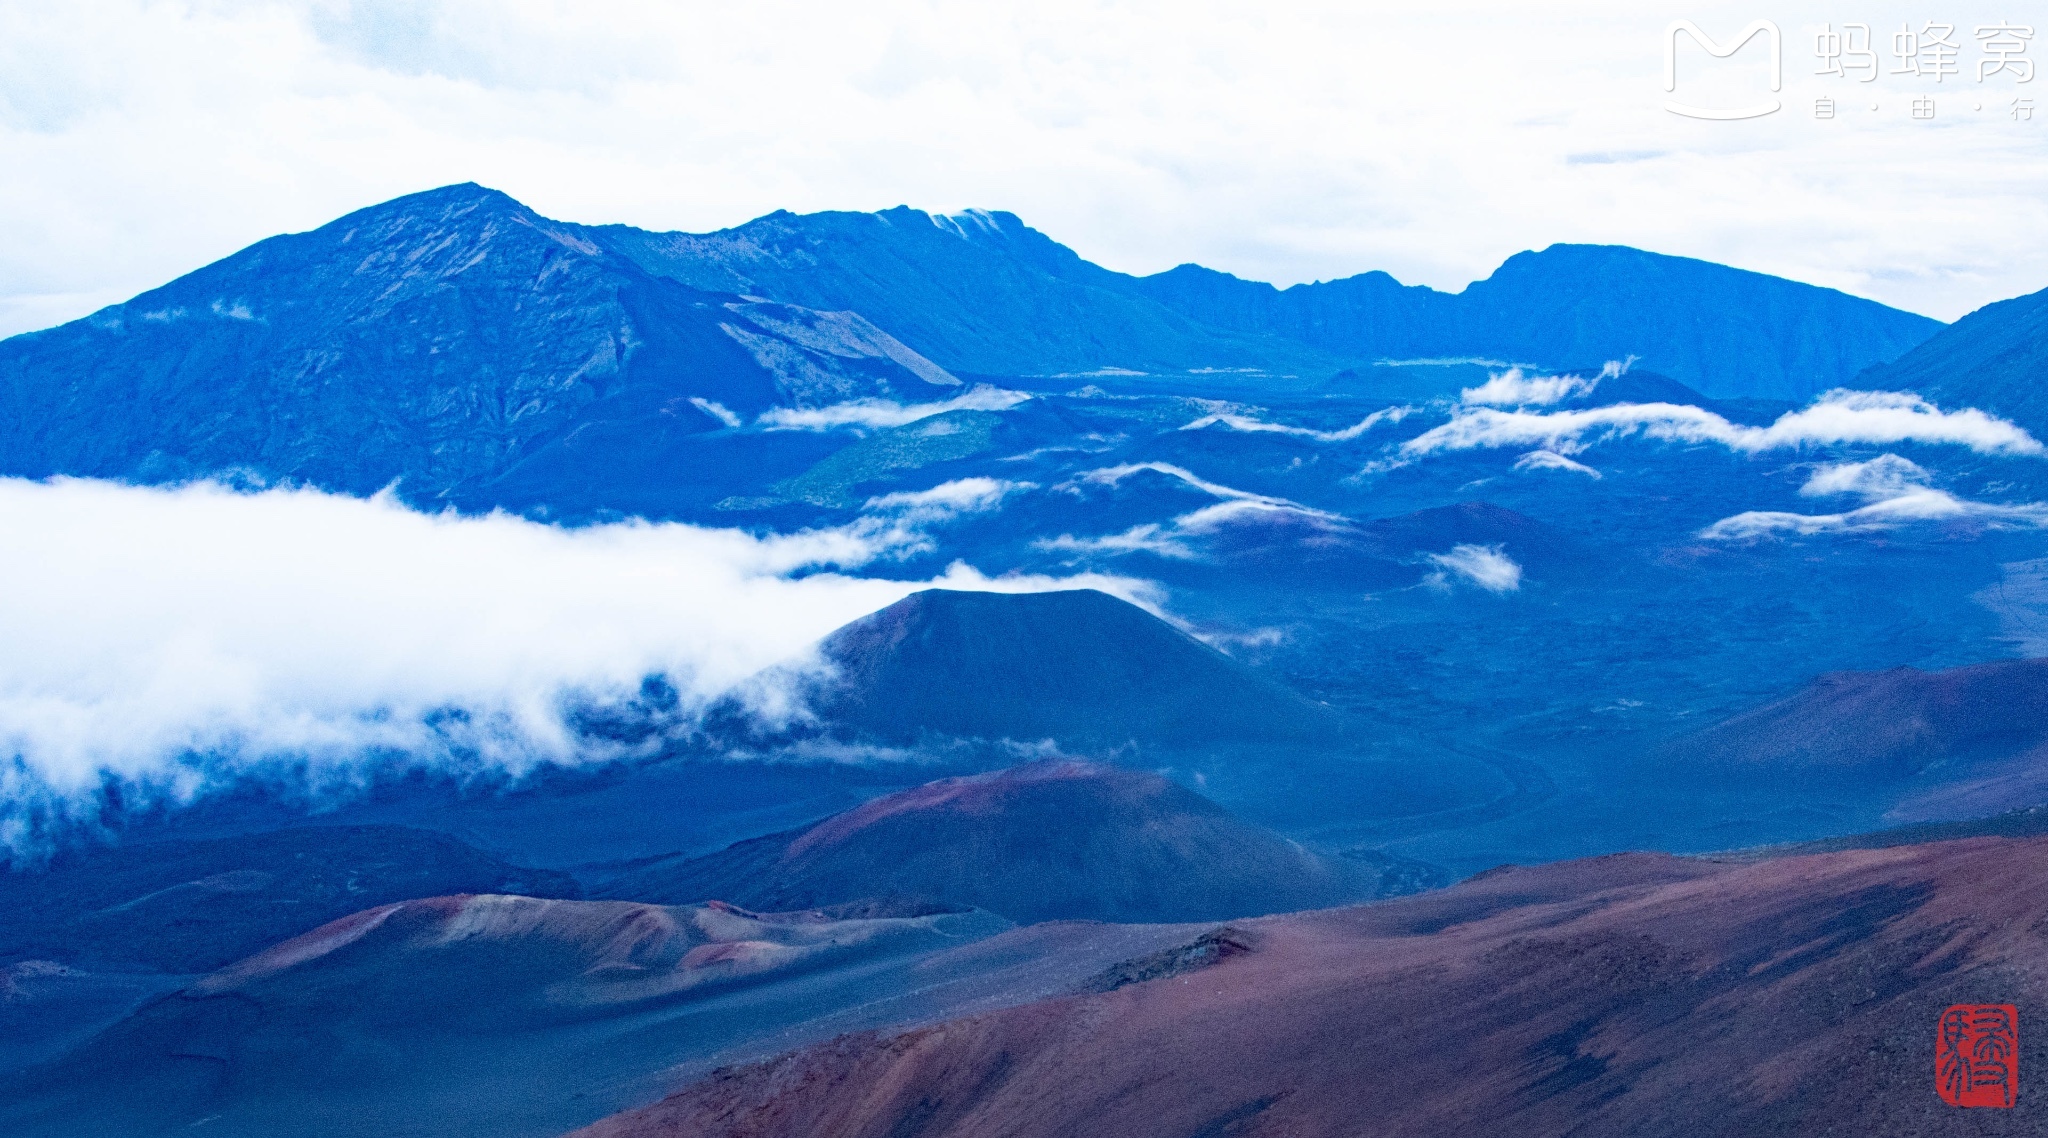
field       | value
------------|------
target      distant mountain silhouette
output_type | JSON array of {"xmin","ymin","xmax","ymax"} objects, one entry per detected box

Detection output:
[
  {"xmin": 591, "ymin": 207, "xmax": 1328, "ymax": 379},
  {"xmin": 0, "ymin": 187, "xmax": 1942, "ymax": 504},
  {"xmin": 1449, "ymin": 246, "xmax": 1936, "ymax": 401},
  {"xmin": 578, "ymin": 834, "xmax": 2048, "ymax": 1138},
  {"xmin": 608, "ymin": 210, "xmax": 1939, "ymax": 398},
  {"xmin": 600, "ymin": 761, "xmax": 1372, "ymax": 923},
  {"xmin": 1857, "ymin": 281, "xmax": 2048, "ymax": 433},
  {"xmin": 1661, "ymin": 657, "xmax": 2048, "ymax": 819},
  {"xmin": 805, "ymin": 588, "xmax": 1347, "ymax": 748},
  {"xmin": 0, "ymin": 184, "xmax": 961, "ymax": 498}
]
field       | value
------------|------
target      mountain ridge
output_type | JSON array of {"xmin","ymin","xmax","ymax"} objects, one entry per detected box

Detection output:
[
  {"xmin": 589, "ymin": 203, "xmax": 1941, "ymax": 398},
  {"xmin": 598, "ymin": 761, "xmax": 1378, "ymax": 923},
  {"xmin": 0, "ymin": 184, "xmax": 1948, "ymax": 505},
  {"xmin": 0, "ymin": 183, "xmax": 961, "ymax": 498},
  {"xmin": 1856, "ymin": 281, "xmax": 2048, "ymax": 433}
]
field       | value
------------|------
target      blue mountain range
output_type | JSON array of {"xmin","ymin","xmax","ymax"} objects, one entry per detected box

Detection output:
[
  {"xmin": 0, "ymin": 184, "xmax": 1946, "ymax": 503},
  {"xmin": 592, "ymin": 198, "xmax": 1941, "ymax": 399},
  {"xmin": 1859, "ymin": 280, "xmax": 2048, "ymax": 429}
]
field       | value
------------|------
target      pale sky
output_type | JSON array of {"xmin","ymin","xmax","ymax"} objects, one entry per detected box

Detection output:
[{"xmin": 2, "ymin": 1, "xmax": 2045, "ymax": 339}]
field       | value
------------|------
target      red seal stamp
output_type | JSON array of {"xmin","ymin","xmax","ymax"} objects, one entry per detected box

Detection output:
[{"xmin": 1936, "ymin": 1004, "xmax": 2018, "ymax": 1108}]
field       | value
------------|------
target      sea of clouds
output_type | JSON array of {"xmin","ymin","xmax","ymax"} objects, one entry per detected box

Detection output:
[{"xmin": 0, "ymin": 475, "xmax": 1146, "ymax": 846}]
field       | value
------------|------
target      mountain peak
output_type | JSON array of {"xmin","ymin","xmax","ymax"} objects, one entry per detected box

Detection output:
[
  {"xmin": 0, "ymin": 186, "xmax": 963, "ymax": 500},
  {"xmin": 811, "ymin": 587, "xmax": 1348, "ymax": 749},
  {"xmin": 323, "ymin": 181, "xmax": 536, "ymax": 231}
]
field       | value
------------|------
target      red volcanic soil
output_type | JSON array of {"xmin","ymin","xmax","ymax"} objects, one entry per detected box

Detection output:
[
  {"xmin": 601, "ymin": 761, "xmax": 1369, "ymax": 923},
  {"xmin": 575, "ymin": 836, "xmax": 2048, "ymax": 1138}
]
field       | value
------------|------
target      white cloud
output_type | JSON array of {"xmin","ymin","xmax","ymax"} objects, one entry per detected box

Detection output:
[
  {"xmin": 1068, "ymin": 461, "xmax": 1318, "ymax": 510},
  {"xmin": 1036, "ymin": 523, "xmax": 1196, "ymax": 561},
  {"xmin": 1179, "ymin": 405, "xmax": 1410, "ymax": 442},
  {"xmin": 1798, "ymin": 453, "xmax": 1930, "ymax": 500},
  {"xmin": 755, "ymin": 385, "xmax": 1029, "ymax": 431},
  {"xmin": 0, "ymin": 476, "xmax": 1144, "ymax": 843},
  {"xmin": 1699, "ymin": 490, "xmax": 2048, "ymax": 540},
  {"xmin": 1422, "ymin": 544, "xmax": 1523, "ymax": 593},
  {"xmin": 916, "ymin": 559, "xmax": 1166, "ymax": 615},
  {"xmin": 853, "ymin": 477, "xmax": 1035, "ymax": 551},
  {"xmin": 1401, "ymin": 390, "xmax": 2043, "ymax": 461},
  {"xmin": 1460, "ymin": 368, "xmax": 1596, "ymax": 407},
  {"xmin": 1037, "ymin": 468, "xmax": 1343, "ymax": 562},
  {"xmin": 6, "ymin": 2, "xmax": 2047, "ymax": 344},
  {"xmin": 1753, "ymin": 392, "xmax": 2042, "ymax": 454},
  {"xmin": 689, "ymin": 397, "xmax": 742, "ymax": 428},
  {"xmin": 862, "ymin": 476, "xmax": 1033, "ymax": 518},
  {"xmin": 1514, "ymin": 449, "xmax": 1602, "ymax": 478},
  {"xmin": 1704, "ymin": 451, "xmax": 2048, "ymax": 539}
]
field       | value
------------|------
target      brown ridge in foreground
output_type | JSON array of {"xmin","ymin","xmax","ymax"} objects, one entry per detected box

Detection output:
[{"xmin": 573, "ymin": 835, "xmax": 2048, "ymax": 1138}]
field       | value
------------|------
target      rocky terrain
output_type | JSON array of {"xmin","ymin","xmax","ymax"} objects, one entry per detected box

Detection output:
[{"xmin": 577, "ymin": 834, "xmax": 2048, "ymax": 1138}]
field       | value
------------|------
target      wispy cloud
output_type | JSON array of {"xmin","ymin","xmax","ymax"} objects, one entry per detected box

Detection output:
[
  {"xmin": 1036, "ymin": 498, "xmax": 1329, "ymax": 562},
  {"xmin": 1702, "ymin": 453, "xmax": 2048, "ymax": 539},
  {"xmin": 1040, "ymin": 465, "xmax": 1342, "ymax": 561},
  {"xmin": 1422, "ymin": 543, "xmax": 1523, "ymax": 592},
  {"xmin": 1402, "ymin": 390, "xmax": 2043, "ymax": 460},
  {"xmin": 1066, "ymin": 461, "xmax": 1320, "ymax": 511},
  {"xmin": 0, "ymin": 477, "xmax": 1141, "ymax": 846},
  {"xmin": 1699, "ymin": 490, "xmax": 2048, "ymax": 540},
  {"xmin": 1036, "ymin": 523, "xmax": 1197, "ymax": 560},
  {"xmin": 1798, "ymin": 453, "xmax": 1930, "ymax": 499},
  {"xmin": 1513, "ymin": 449, "xmax": 1601, "ymax": 478},
  {"xmin": 689, "ymin": 397, "xmax": 743, "ymax": 428},
  {"xmin": 851, "ymin": 477, "xmax": 1035, "ymax": 553},
  {"xmin": 755, "ymin": 385, "xmax": 1030, "ymax": 431},
  {"xmin": 862, "ymin": 477, "xmax": 1033, "ymax": 518},
  {"xmin": 1179, "ymin": 405, "xmax": 1410, "ymax": 442}
]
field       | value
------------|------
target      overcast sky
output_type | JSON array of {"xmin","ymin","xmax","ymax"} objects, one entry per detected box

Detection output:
[{"xmin": 2, "ymin": 1, "xmax": 2044, "ymax": 338}]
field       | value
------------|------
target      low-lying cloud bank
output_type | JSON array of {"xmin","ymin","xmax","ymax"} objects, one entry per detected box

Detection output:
[
  {"xmin": 1699, "ymin": 491, "xmax": 2048, "ymax": 539},
  {"xmin": 0, "ymin": 477, "xmax": 1143, "ymax": 844},
  {"xmin": 1699, "ymin": 453, "xmax": 2048, "ymax": 539},
  {"xmin": 1402, "ymin": 390, "xmax": 2043, "ymax": 460},
  {"xmin": 756, "ymin": 385, "xmax": 1029, "ymax": 431},
  {"xmin": 1180, "ymin": 405, "xmax": 1410, "ymax": 442}
]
